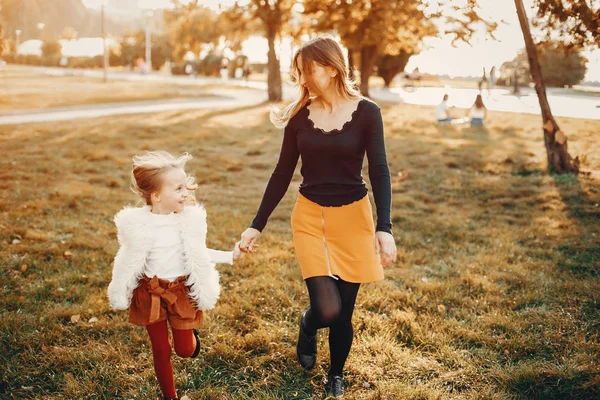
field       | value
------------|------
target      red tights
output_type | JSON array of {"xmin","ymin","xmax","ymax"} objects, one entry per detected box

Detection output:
[{"xmin": 146, "ymin": 320, "xmax": 196, "ymax": 399}]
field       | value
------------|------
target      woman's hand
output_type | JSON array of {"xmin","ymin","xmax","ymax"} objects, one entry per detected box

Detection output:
[
  {"xmin": 375, "ymin": 231, "xmax": 397, "ymax": 267},
  {"xmin": 239, "ymin": 227, "xmax": 261, "ymax": 253}
]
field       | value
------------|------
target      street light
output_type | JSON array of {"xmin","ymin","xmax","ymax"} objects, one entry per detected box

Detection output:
[
  {"xmin": 100, "ymin": 0, "xmax": 109, "ymax": 82},
  {"xmin": 144, "ymin": 10, "xmax": 154, "ymax": 72},
  {"xmin": 15, "ymin": 29, "xmax": 22, "ymax": 52},
  {"xmin": 37, "ymin": 22, "xmax": 45, "ymax": 40}
]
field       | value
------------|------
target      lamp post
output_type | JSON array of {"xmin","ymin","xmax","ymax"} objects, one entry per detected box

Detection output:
[
  {"xmin": 144, "ymin": 10, "xmax": 154, "ymax": 72},
  {"xmin": 15, "ymin": 29, "xmax": 22, "ymax": 52},
  {"xmin": 101, "ymin": 0, "xmax": 108, "ymax": 82},
  {"xmin": 37, "ymin": 22, "xmax": 45, "ymax": 39}
]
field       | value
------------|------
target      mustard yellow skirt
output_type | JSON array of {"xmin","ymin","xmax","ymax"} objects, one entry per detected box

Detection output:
[{"xmin": 290, "ymin": 194, "xmax": 384, "ymax": 283}]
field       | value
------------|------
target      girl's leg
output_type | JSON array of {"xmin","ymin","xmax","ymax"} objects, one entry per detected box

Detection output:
[
  {"xmin": 171, "ymin": 328, "xmax": 197, "ymax": 358},
  {"xmin": 328, "ymin": 279, "xmax": 360, "ymax": 376},
  {"xmin": 146, "ymin": 320, "xmax": 177, "ymax": 399}
]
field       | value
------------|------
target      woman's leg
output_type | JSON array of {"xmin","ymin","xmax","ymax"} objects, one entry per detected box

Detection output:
[
  {"xmin": 146, "ymin": 320, "xmax": 177, "ymax": 399},
  {"xmin": 303, "ymin": 276, "xmax": 343, "ymax": 335},
  {"xmin": 328, "ymin": 279, "xmax": 360, "ymax": 376}
]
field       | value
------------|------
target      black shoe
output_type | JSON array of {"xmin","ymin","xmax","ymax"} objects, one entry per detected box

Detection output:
[
  {"xmin": 325, "ymin": 375, "xmax": 344, "ymax": 397},
  {"xmin": 190, "ymin": 329, "xmax": 201, "ymax": 358},
  {"xmin": 296, "ymin": 313, "xmax": 317, "ymax": 371}
]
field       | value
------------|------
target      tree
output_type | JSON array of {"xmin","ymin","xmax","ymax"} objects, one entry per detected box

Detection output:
[
  {"xmin": 532, "ymin": 0, "xmax": 599, "ymax": 48},
  {"xmin": 112, "ymin": 30, "xmax": 172, "ymax": 70},
  {"xmin": 304, "ymin": 0, "xmax": 433, "ymax": 96},
  {"xmin": 304, "ymin": 0, "xmax": 493, "ymax": 97},
  {"xmin": 41, "ymin": 40, "xmax": 62, "ymax": 57},
  {"xmin": 165, "ymin": 2, "xmax": 222, "ymax": 61},
  {"xmin": 61, "ymin": 26, "xmax": 78, "ymax": 40},
  {"xmin": 377, "ymin": 51, "xmax": 412, "ymax": 88},
  {"xmin": 500, "ymin": 42, "xmax": 587, "ymax": 88},
  {"xmin": 0, "ymin": 25, "xmax": 4, "ymax": 57},
  {"xmin": 514, "ymin": 0, "xmax": 579, "ymax": 173}
]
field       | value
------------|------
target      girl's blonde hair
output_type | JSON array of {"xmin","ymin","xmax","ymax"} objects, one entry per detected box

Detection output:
[
  {"xmin": 130, "ymin": 151, "xmax": 198, "ymax": 205},
  {"xmin": 270, "ymin": 34, "xmax": 362, "ymax": 129}
]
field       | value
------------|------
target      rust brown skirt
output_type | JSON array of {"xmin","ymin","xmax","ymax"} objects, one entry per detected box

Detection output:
[
  {"xmin": 129, "ymin": 275, "xmax": 203, "ymax": 330},
  {"xmin": 290, "ymin": 194, "xmax": 384, "ymax": 283}
]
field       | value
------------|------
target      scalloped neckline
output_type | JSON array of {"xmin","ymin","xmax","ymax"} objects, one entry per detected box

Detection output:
[{"xmin": 306, "ymin": 99, "xmax": 365, "ymax": 135}]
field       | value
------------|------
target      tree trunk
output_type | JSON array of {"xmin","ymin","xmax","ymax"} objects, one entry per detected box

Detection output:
[
  {"xmin": 266, "ymin": 31, "xmax": 282, "ymax": 102},
  {"xmin": 348, "ymin": 49, "xmax": 355, "ymax": 81},
  {"xmin": 514, "ymin": 0, "xmax": 578, "ymax": 174},
  {"xmin": 359, "ymin": 45, "xmax": 377, "ymax": 97}
]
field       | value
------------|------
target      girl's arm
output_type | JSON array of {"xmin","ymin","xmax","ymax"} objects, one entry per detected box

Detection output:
[
  {"xmin": 207, "ymin": 242, "xmax": 244, "ymax": 264},
  {"xmin": 207, "ymin": 248, "xmax": 233, "ymax": 264}
]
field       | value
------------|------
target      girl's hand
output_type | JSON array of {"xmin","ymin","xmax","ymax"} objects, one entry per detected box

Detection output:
[
  {"xmin": 233, "ymin": 241, "xmax": 245, "ymax": 262},
  {"xmin": 375, "ymin": 231, "xmax": 397, "ymax": 267},
  {"xmin": 240, "ymin": 227, "xmax": 261, "ymax": 253}
]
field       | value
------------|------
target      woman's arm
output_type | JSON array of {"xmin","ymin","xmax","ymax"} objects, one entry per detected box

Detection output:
[
  {"xmin": 249, "ymin": 122, "xmax": 300, "ymax": 232},
  {"xmin": 365, "ymin": 105, "xmax": 392, "ymax": 234}
]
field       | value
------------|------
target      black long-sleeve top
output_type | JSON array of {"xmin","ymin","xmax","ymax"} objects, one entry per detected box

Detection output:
[{"xmin": 250, "ymin": 98, "xmax": 392, "ymax": 234}]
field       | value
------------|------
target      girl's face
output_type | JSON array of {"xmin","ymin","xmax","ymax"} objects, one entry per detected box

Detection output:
[
  {"xmin": 151, "ymin": 168, "xmax": 188, "ymax": 214},
  {"xmin": 297, "ymin": 55, "xmax": 336, "ymax": 95}
]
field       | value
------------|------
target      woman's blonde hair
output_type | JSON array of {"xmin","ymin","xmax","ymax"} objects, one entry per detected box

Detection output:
[
  {"xmin": 130, "ymin": 150, "xmax": 198, "ymax": 205},
  {"xmin": 270, "ymin": 34, "xmax": 362, "ymax": 129}
]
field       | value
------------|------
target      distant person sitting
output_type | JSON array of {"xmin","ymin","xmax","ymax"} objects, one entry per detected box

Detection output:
[
  {"xmin": 469, "ymin": 94, "xmax": 487, "ymax": 126},
  {"xmin": 436, "ymin": 94, "xmax": 453, "ymax": 124}
]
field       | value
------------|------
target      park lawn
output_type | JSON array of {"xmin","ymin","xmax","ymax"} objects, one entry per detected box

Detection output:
[
  {"xmin": 0, "ymin": 102, "xmax": 599, "ymax": 399},
  {"xmin": 0, "ymin": 67, "xmax": 222, "ymax": 111}
]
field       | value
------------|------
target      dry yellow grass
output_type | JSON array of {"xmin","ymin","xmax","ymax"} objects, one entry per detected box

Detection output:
[
  {"xmin": 0, "ymin": 93, "xmax": 599, "ymax": 399},
  {"xmin": 0, "ymin": 67, "xmax": 222, "ymax": 111}
]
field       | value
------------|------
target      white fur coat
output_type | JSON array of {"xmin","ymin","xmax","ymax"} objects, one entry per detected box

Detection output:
[{"xmin": 107, "ymin": 205, "xmax": 220, "ymax": 311}]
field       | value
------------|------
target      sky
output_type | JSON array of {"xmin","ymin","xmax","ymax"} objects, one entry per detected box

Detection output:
[{"xmin": 82, "ymin": 0, "xmax": 600, "ymax": 82}]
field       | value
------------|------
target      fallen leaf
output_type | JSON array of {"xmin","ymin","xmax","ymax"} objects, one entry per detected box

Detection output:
[
  {"xmin": 88, "ymin": 317, "xmax": 99, "ymax": 323},
  {"xmin": 437, "ymin": 304, "xmax": 447, "ymax": 316},
  {"xmin": 63, "ymin": 251, "xmax": 73, "ymax": 257},
  {"xmin": 25, "ymin": 229, "xmax": 48, "ymax": 241},
  {"xmin": 70, "ymin": 314, "xmax": 80, "ymax": 324},
  {"xmin": 20, "ymin": 265, "xmax": 27, "ymax": 272}
]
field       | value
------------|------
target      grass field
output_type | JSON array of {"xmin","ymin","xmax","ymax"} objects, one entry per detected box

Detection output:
[
  {"xmin": 0, "ymin": 87, "xmax": 599, "ymax": 399},
  {"xmin": 0, "ymin": 68, "xmax": 222, "ymax": 111}
]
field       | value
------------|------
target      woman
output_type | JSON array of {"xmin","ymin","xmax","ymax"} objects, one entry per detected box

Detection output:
[
  {"xmin": 469, "ymin": 94, "xmax": 487, "ymax": 126},
  {"xmin": 238, "ymin": 35, "xmax": 397, "ymax": 397}
]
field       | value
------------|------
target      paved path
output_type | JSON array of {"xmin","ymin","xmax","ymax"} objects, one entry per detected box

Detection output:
[
  {"xmin": 2, "ymin": 65, "xmax": 599, "ymax": 125},
  {"xmin": 0, "ymin": 88, "xmax": 266, "ymax": 125}
]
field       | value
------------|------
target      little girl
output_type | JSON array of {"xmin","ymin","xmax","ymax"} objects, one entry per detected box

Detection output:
[{"xmin": 107, "ymin": 150, "xmax": 243, "ymax": 400}]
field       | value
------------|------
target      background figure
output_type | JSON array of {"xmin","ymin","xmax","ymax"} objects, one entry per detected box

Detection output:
[
  {"xmin": 489, "ymin": 66, "xmax": 496, "ymax": 89},
  {"xmin": 469, "ymin": 94, "xmax": 487, "ymax": 126},
  {"xmin": 436, "ymin": 94, "xmax": 453, "ymax": 124},
  {"xmin": 220, "ymin": 58, "xmax": 229, "ymax": 82},
  {"xmin": 478, "ymin": 67, "xmax": 488, "ymax": 91},
  {"xmin": 243, "ymin": 60, "xmax": 252, "ymax": 84}
]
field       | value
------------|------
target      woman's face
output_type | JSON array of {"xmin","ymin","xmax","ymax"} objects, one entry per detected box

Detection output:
[{"xmin": 296, "ymin": 55, "xmax": 336, "ymax": 95}]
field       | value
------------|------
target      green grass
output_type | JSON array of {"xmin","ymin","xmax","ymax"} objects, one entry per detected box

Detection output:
[{"xmin": 0, "ymin": 94, "xmax": 599, "ymax": 399}]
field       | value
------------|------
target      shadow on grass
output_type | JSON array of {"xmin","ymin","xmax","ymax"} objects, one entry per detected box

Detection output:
[{"xmin": 551, "ymin": 173, "xmax": 600, "ymax": 277}]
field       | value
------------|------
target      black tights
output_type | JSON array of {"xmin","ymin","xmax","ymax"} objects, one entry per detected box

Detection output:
[{"xmin": 302, "ymin": 276, "xmax": 360, "ymax": 376}]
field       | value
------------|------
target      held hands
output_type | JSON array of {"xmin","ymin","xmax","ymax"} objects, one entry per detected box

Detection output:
[
  {"xmin": 375, "ymin": 231, "xmax": 397, "ymax": 267},
  {"xmin": 233, "ymin": 241, "xmax": 245, "ymax": 262},
  {"xmin": 239, "ymin": 227, "xmax": 261, "ymax": 253}
]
